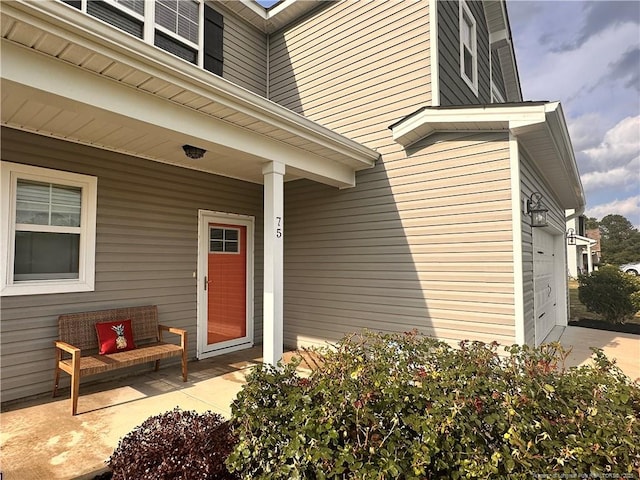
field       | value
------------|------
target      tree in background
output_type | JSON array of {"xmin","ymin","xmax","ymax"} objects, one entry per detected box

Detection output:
[
  {"xmin": 585, "ymin": 217, "xmax": 599, "ymax": 230},
  {"xmin": 598, "ymin": 214, "xmax": 640, "ymax": 265}
]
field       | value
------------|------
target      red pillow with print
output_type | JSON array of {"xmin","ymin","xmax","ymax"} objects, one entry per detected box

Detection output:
[{"xmin": 95, "ymin": 319, "xmax": 136, "ymax": 355}]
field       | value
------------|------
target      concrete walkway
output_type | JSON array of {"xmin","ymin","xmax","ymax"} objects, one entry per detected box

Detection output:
[
  {"xmin": 1, "ymin": 328, "xmax": 638, "ymax": 479},
  {"xmin": 1, "ymin": 347, "xmax": 265, "ymax": 480}
]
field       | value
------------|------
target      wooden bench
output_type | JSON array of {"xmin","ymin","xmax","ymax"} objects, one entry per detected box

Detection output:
[{"xmin": 52, "ymin": 305, "xmax": 187, "ymax": 415}]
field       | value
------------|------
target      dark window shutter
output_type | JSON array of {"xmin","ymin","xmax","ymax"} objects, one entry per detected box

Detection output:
[{"xmin": 203, "ymin": 6, "xmax": 223, "ymax": 76}]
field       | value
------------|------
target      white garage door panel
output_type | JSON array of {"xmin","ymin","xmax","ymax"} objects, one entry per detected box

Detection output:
[{"xmin": 534, "ymin": 230, "xmax": 557, "ymax": 345}]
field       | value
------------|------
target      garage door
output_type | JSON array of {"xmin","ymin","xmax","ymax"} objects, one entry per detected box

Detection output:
[{"xmin": 533, "ymin": 229, "xmax": 557, "ymax": 345}]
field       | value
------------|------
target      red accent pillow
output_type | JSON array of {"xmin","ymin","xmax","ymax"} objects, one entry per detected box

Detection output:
[{"xmin": 95, "ymin": 319, "xmax": 136, "ymax": 355}]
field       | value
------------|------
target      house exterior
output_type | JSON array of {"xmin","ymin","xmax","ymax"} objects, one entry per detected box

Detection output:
[
  {"xmin": 566, "ymin": 211, "xmax": 597, "ymax": 278},
  {"xmin": 0, "ymin": 0, "xmax": 585, "ymax": 403}
]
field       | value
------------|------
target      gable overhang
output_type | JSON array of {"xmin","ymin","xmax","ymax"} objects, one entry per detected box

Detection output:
[
  {"xmin": 390, "ymin": 102, "xmax": 585, "ymax": 210},
  {"xmin": 483, "ymin": 0, "xmax": 522, "ymax": 103},
  {"xmin": 211, "ymin": 0, "xmax": 334, "ymax": 34},
  {"xmin": 1, "ymin": 1, "xmax": 378, "ymax": 189}
]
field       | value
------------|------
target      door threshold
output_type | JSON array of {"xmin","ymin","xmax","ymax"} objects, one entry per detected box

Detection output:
[{"xmin": 198, "ymin": 341, "xmax": 254, "ymax": 360}]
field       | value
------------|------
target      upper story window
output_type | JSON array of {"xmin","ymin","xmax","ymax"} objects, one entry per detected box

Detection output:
[
  {"xmin": 1, "ymin": 162, "xmax": 97, "ymax": 296},
  {"xmin": 60, "ymin": 0, "xmax": 223, "ymax": 76},
  {"xmin": 491, "ymin": 81, "xmax": 505, "ymax": 103},
  {"xmin": 459, "ymin": 0, "xmax": 478, "ymax": 95}
]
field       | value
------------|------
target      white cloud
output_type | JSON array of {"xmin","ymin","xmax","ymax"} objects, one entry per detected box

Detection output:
[
  {"xmin": 581, "ymin": 164, "xmax": 639, "ymax": 191},
  {"xmin": 514, "ymin": 16, "xmax": 639, "ymax": 122},
  {"xmin": 586, "ymin": 195, "xmax": 640, "ymax": 228},
  {"xmin": 568, "ymin": 113, "xmax": 608, "ymax": 152},
  {"xmin": 583, "ymin": 116, "xmax": 640, "ymax": 171}
]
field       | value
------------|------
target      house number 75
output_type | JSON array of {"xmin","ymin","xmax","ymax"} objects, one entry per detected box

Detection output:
[{"xmin": 276, "ymin": 216, "xmax": 283, "ymax": 238}]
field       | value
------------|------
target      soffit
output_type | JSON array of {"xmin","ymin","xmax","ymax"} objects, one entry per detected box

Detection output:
[
  {"xmin": 483, "ymin": 0, "xmax": 522, "ymax": 103},
  {"xmin": 389, "ymin": 102, "xmax": 585, "ymax": 210},
  {"xmin": 214, "ymin": 0, "xmax": 331, "ymax": 34},
  {"xmin": 0, "ymin": 1, "xmax": 377, "ymax": 188}
]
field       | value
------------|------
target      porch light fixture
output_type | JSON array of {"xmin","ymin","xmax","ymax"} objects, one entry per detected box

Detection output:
[
  {"xmin": 566, "ymin": 228, "xmax": 576, "ymax": 245},
  {"xmin": 182, "ymin": 144, "xmax": 206, "ymax": 159},
  {"xmin": 526, "ymin": 192, "xmax": 548, "ymax": 227}
]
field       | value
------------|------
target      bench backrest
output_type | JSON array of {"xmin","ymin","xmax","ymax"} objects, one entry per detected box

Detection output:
[{"xmin": 58, "ymin": 305, "xmax": 160, "ymax": 351}]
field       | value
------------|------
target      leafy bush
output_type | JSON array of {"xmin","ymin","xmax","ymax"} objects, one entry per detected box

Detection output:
[
  {"xmin": 578, "ymin": 265, "xmax": 640, "ymax": 323},
  {"xmin": 227, "ymin": 331, "xmax": 640, "ymax": 479},
  {"xmin": 108, "ymin": 407, "xmax": 238, "ymax": 480}
]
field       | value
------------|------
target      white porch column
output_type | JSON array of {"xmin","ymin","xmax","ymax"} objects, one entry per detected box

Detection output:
[
  {"xmin": 587, "ymin": 243, "xmax": 593, "ymax": 274},
  {"xmin": 262, "ymin": 161, "xmax": 285, "ymax": 366}
]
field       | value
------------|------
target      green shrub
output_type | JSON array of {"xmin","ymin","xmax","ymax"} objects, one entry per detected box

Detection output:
[
  {"xmin": 227, "ymin": 331, "xmax": 640, "ymax": 479},
  {"xmin": 578, "ymin": 265, "xmax": 640, "ymax": 323}
]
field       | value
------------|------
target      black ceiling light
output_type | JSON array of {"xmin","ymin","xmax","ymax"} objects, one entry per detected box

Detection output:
[{"xmin": 182, "ymin": 144, "xmax": 206, "ymax": 159}]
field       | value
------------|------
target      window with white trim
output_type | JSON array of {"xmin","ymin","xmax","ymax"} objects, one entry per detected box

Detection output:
[
  {"xmin": 1, "ymin": 162, "xmax": 97, "ymax": 296},
  {"xmin": 210, "ymin": 227, "xmax": 240, "ymax": 254},
  {"xmin": 491, "ymin": 81, "xmax": 505, "ymax": 103},
  {"xmin": 60, "ymin": 0, "xmax": 224, "ymax": 75},
  {"xmin": 459, "ymin": 0, "xmax": 478, "ymax": 94}
]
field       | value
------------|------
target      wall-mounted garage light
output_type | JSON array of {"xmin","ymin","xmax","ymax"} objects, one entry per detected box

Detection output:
[
  {"xmin": 526, "ymin": 192, "xmax": 548, "ymax": 227},
  {"xmin": 566, "ymin": 228, "xmax": 576, "ymax": 245},
  {"xmin": 182, "ymin": 144, "xmax": 207, "ymax": 159}
]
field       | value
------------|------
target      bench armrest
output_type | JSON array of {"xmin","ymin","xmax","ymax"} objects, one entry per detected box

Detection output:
[
  {"xmin": 159, "ymin": 325, "xmax": 187, "ymax": 336},
  {"xmin": 158, "ymin": 325, "xmax": 187, "ymax": 349},
  {"xmin": 55, "ymin": 341, "xmax": 81, "ymax": 355}
]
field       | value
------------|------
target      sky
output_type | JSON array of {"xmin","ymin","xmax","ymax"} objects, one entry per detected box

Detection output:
[
  {"xmin": 255, "ymin": 0, "xmax": 640, "ymax": 228},
  {"xmin": 506, "ymin": 1, "xmax": 640, "ymax": 228}
]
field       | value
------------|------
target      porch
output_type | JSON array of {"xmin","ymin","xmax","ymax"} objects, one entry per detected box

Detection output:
[{"xmin": 1, "ymin": 327, "xmax": 638, "ymax": 480}]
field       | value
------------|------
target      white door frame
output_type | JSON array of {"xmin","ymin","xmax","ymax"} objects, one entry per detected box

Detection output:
[
  {"xmin": 197, "ymin": 210, "xmax": 254, "ymax": 359},
  {"xmin": 533, "ymin": 226, "xmax": 567, "ymax": 345}
]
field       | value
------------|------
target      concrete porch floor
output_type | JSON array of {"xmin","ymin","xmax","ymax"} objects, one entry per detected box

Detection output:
[{"xmin": 1, "ymin": 328, "xmax": 638, "ymax": 480}]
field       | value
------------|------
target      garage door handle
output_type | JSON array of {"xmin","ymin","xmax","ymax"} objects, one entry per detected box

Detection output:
[{"xmin": 547, "ymin": 284, "xmax": 552, "ymax": 297}]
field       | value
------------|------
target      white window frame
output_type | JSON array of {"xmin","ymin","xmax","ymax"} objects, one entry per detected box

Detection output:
[
  {"xmin": 209, "ymin": 226, "xmax": 241, "ymax": 255},
  {"xmin": 491, "ymin": 81, "xmax": 505, "ymax": 103},
  {"xmin": 154, "ymin": 0, "xmax": 200, "ymax": 49},
  {"xmin": 1, "ymin": 162, "xmax": 97, "ymax": 296},
  {"xmin": 102, "ymin": 0, "xmax": 145, "ymax": 22},
  {"xmin": 69, "ymin": 0, "xmax": 203, "ymax": 64},
  {"xmin": 459, "ymin": 0, "xmax": 478, "ymax": 95}
]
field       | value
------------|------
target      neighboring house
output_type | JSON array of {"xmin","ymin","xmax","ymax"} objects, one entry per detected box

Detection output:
[
  {"xmin": 566, "ymin": 212, "xmax": 597, "ymax": 278},
  {"xmin": 0, "ymin": 0, "xmax": 585, "ymax": 403},
  {"xmin": 586, "ymin": 228, "xmax": 602, "ymax": 266}
]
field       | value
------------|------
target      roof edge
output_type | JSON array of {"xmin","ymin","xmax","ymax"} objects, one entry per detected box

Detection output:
[{"xmin": 389, "ymin": 102, "xmax": 585, "ymax": 210}]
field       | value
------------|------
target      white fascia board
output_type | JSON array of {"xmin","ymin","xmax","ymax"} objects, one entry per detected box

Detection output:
[
  {"xmin": 391, "ymin": 104, "xmax": 547, "ymax": 147},
  {"xmin": 2, "ymin": 42, "xmax": 357, "ymax": 188},
  {"xmin": 240, "ymin": 0, "xmax": 269, "ymax": 18},
  {"xmin": 268, "ymin": 0, "xmax": 299, "ymax": 17},
  {"xmin": 2, "ymin": 1, "xmax": 378, "ymax": 170},
  {"xmin": 574, "ymin": 235, "xmax": 597, "ymax": 246},
  {"xmin": 544, "ymin": 103, "xmax": 586, "ymax": 210}
]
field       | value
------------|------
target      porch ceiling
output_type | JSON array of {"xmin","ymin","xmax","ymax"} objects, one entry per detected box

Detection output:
[{"xmin": 0, "ymin": 1, "xmax": 378, "ymax": 188}]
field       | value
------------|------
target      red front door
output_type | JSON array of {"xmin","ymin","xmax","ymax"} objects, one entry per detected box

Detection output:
[{"xmin": 207, "ymin": 223, "xmax": 247, "ymax": 345}]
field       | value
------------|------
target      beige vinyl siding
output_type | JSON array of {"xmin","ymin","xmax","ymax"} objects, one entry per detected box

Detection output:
[
  {"xmin": 269, "ymin": 0, "xmax": 431, "ymax": 149},
  {"xmin": 0, "ymin": 128, "xmax": 263, "ymax": 402},
  {"xmin": 216, "ymin": 4, "xmax": 267, "ymax": 96},
  {"xmin": 284, "ymin": 131, "xmax": 516, "ymax": 349},
  {"xmin": 518, "ymin": 148, "xmax": 567, "ymax": 346}
]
